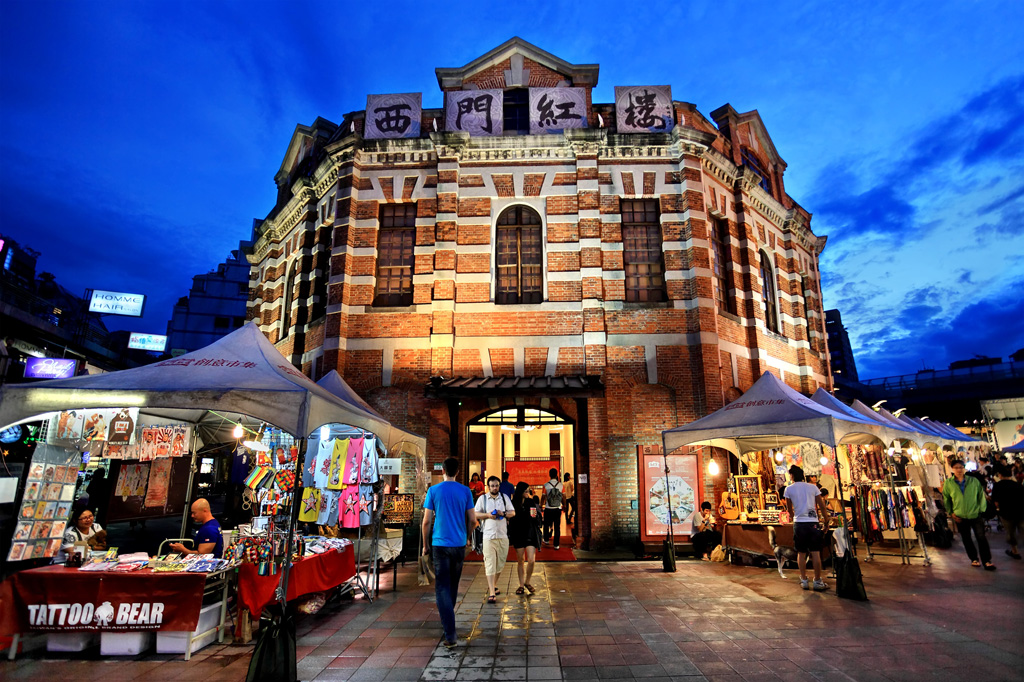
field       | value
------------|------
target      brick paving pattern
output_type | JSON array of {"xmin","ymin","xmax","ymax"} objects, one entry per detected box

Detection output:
[{"xmin": 2, "ymin": 534, "xmax": 1023, "ymax": 681}]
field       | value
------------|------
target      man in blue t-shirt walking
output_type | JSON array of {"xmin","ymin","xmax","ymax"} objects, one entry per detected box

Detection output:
[{"xmin": 422, "ymin": 457, "xmax": 477, "ymax": 647}]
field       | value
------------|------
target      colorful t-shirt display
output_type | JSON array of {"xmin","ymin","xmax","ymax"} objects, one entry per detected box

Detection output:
[
  {"xmin": 326, "ymin": 438, "xmax": 349, "ymax": 490},
  {"xmin": 342, "ymin": 437, "xmax": 364, "ymax": 487},
  {"xmin": 312, "ymin": 438, "xmax": 333, "ymax": 489}
]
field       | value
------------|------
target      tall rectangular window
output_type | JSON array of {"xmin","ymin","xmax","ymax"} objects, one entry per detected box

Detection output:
[
  {"xmin": 503, "ymin": 88, "xmax": 530, "ymax": 134},
  {"xmin": 496, "ymin": 206, "xmax": 542, "ymax": 304},
  {"xmin": 741, "ymin": 149, "xmax": 773, "ymax": 197},
  {"xmin": 621, "ymin": 200, "xmax": 666, "ymax": 303},
  {"xmin": 374, "ymin": 204, "xmax": 416, "ymax": 307},
  {"xmin": 710, "ymin": 219, "xmax": 736, "ymax": 315}
]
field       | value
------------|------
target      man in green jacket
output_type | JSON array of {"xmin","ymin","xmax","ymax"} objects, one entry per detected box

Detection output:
[{"xmin": 942, "ymin": 459, "xmax": 995, "ymax": 570}]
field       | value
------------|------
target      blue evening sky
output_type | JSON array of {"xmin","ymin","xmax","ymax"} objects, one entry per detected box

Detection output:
[{"xmin": 1, "ymin": 1, "xmax": 1021, "ymax": 379}]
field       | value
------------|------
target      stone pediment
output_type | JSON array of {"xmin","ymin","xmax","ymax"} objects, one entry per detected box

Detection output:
[
  {"xmin": 710, "ymin": 104, "xmax": 787, "ymax": 169},
  {"xmin": 435, "ymin": 36, "xmax": 599, "ymax": 90}
]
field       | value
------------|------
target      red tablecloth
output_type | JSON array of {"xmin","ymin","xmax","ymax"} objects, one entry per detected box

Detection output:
[
  {"xmin": 236, "ymin": 545, "xmax": 355, "ymax": 617},
  {"xmin": 0, "ymin": 565, "xmax": 206, "ymax": 635}
]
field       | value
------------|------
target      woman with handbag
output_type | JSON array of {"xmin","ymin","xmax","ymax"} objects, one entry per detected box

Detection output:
[{"xmin": 509, "ymin": 482, "xmax": 542, "ymax": 595}]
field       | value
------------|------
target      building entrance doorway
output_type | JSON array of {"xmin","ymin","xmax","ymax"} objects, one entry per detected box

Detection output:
[{"xmin": 467, "ymin": 406, "xmax": 577, "ymax": 556}]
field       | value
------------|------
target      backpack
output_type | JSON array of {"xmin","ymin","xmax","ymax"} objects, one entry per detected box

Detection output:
[{"xmin": 545, "ymin": 482, "xmax": 563, "ymax": 508}]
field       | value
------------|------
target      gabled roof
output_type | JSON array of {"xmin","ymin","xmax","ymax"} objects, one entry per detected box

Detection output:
[
  {"xmin": 710, "ymin": 104, "xmax": 787, "ymax": 169},
  {"xmin": 276, "ymin": 117, "xmax": 336, "ymax": 179},
  {"xmin": 435, "ymin": 36, "xmax": 599, "ymax": 89}
]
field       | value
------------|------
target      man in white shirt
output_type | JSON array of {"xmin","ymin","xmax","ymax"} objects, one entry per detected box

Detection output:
[
  {"xmin": 784, "ymin": 465, "xmax": 830, "ymax": 591},
  {"xmin": 542, "ymin": 468, "xmax": 564, "ymax": 550},
  {"xmin": 474, "ymin": 475, "xmax": 515, "ymax": 602}
]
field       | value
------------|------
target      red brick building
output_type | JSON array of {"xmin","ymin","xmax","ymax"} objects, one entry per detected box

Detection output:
[{"xmin": 246, "ymin": 38, "xmax": 830, "ymax": 549}]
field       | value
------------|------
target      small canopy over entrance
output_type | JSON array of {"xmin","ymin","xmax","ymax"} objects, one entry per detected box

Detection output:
[{"xmin": 662, "ymin": 371, "xmax": 883, "ymax": 455}]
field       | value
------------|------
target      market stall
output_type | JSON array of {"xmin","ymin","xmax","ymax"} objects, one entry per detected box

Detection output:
[
  {"xmin": 0, "ymin": 323, "xmax": 425, "ymax": 659},
  {"xmin": 660, "ymin": 372, "xmax": 891, "ymax": 564}
]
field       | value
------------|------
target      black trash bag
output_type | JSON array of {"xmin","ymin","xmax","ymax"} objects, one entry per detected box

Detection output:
[
  {"xmin": 246, "ymin": 604, "xmax": 297, "ymax": 682},
  {"xmin": 834, "ymin": 554, "xmax": 868, "ymax": 601},
  {"xmin": 662, "ymin": 538, "xmax": 676, "ymax": 572}
]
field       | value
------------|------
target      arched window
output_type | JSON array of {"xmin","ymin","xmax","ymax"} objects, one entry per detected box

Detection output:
[
  {"xmin": 281, "ymin": 261, "xmax": 298, "ymax": 338},
  {"xmin": 496, "ymin": 206, "xmax": 542, "ymax": 304},
  {"xmin": 759, "ymin": 251, "xmax": 780, "ymax": 334}
]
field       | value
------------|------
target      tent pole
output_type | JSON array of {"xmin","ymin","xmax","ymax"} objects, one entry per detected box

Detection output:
[
  {"xmin": 180, "ymin": 425, "xmax": 201, "ymax": 538},
  {"xmin": 276, "ymin": 436, "xmax": 307, "ymax": 606}
]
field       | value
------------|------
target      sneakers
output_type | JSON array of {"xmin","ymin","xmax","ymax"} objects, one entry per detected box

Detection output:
[
  {"xmin": 800, "ymin": 578, "xmax": 809, "ymax": 590},
  {"xmin": 812, "ymin": 579, "xmax": 828, "ymax": 591},
  {"xmin": 441, "ymin": 638, "xmax": 458, "ymax": 649}
]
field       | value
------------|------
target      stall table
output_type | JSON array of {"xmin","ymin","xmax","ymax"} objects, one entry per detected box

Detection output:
[
  {"xmin": 723, "ymin": 523, "xmax": 832, "ymax": 562},
  {"xmin": 1, "ymin": 564, "xmax": 231, "ymax": 660},
  {"xmin": 235, "ymin": 545, "xmax": 355, "ymax": 642}
]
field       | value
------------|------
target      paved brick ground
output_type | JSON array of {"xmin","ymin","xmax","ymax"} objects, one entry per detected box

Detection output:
[{"xmin": 2, "ymin": 532, "xmax": 1022, "ymax": 681}]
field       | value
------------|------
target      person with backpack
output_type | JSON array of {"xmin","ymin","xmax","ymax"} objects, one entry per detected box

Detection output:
[
  {"xmin": 475, "ymin": 475, "xmax": 515, "ymax": 603},
  {"xmin": 542, "ymin": 468, "xmax": 564, "ymax": 550}
]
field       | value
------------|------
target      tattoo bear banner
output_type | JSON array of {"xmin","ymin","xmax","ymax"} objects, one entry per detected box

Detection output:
[
  {"xmin": 614, "ymin": 86, "xmax": 674, "ymax": 133},
  {"xmin": 529, "ymin": 87, "xmax": 588, "ymax": 135},
  {"xmin": 365, "ymin": 93, "xmax": 421, "ymax": 139},
  {"xmin": 445, "ymin": 89, "xmax": 503, "ymax": 136}
]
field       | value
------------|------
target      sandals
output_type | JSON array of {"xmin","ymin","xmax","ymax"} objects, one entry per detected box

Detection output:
[
  {"xmin": 515, "ymin": 587, "xmax": 525, "ymax": 595},
  {"xmin": 494, "ymin": 589, "xmax": 500, "ymax": 595},
  {"xmin": 487, "ymin": 595, "xmax": 497, "ymax": 604},
  {"xmin": 524, "ymin": 583, "xmax": 535, "ymax": 594},
  {"xmin": 984, "ymin": 563, "xmax": 997, "ymax": 571},
  {"xmin": 971, "ymin": 560, "xmax": 981, "ymax": 567}
]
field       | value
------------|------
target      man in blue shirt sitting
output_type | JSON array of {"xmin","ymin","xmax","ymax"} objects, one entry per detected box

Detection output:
[
  {"xmin": 169, "ymin": 498, "xmax": 223, "ymax": 558},
  {"xmin": 422, "ymin": 457, "xmax": 477, "ymax": 647}
]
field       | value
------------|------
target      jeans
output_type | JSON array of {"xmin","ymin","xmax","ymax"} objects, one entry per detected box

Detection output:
[
  {"xmin": 956, "ymin": 517, "xmax": 991, "ymax": 563},
  {"xmin": 564, "ymin": 496, "xmax": 577, "ymax": 524},
  {"xmin": 431, "ymin": 545, "xmax": 465, "ymax": 642},
  {"xmin": 1000, "ymin": 516, "xmax": 1024, "ymax": 550},
  {"xmin": 543, "ymin": 508, "xmax": 562, "ymax": 546}
]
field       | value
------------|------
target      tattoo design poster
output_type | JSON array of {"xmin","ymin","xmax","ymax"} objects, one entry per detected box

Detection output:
[
  {"xmin": 365, "ymin": 93, "xmax": 421, "ymax": 139},
  {"xmin": 144, "ymin": 458, "xmax": 172, "ymax": 508}
]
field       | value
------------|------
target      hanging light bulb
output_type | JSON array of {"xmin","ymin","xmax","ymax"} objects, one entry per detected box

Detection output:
[
  {"xmin": 708, "ymin": 459, "xmax": 720, "ymax": 476},
  {"xmin": 887, "ymin": 447, "xmax": 895, "ymax": 457},
  {"xmin": 233, "ymin": 424, "xmax": 244, "ymax": 439},
  {"xmin": 819, "ymin": 455, "xmax": 829, "ymax": 466},
  {"xmin": 320, "ymin": 425, "xmax": 330, "ymax": 440},
  {"xmin": 774, "ymin": 450, "xmax": 784, "ymax": 463}
]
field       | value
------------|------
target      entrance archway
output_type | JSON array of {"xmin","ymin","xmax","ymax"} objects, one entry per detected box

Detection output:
[{"xmin": 466, "ymin": 406, "xmax": 575, "ymax": 490}]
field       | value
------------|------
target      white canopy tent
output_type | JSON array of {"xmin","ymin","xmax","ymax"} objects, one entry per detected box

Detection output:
[
  {"xmin": 810, "ymin": 389, "xmax": 906, "ymax": 447},
  {"xmin": 661, "ymin": 371, "xmax": 885, "ymax": 456},
  {"xmin": 0, "ymin": 322, "xmax": 424, "ymax": 455},
  {"xmin": 315, "ymin": 370, "xmax": 423, "ymax": 456}
]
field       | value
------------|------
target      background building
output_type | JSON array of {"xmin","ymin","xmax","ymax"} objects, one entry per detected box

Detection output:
[
  {"xmin": 245, "ymin": 38, "xmax": 830, "ymax": 548},
  {"xmin": 165, "ymin": 250, "xmax": 251, "ymax": 355},
  {"xmin": 825, "ymin": 308, "xmax": 858, "ymax": 383},
  {"xmin": 0, "ymin": 235, "xmax": 142, "ymax": 385}
]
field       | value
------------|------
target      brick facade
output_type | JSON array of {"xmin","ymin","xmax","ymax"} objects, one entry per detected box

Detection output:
[{"xmin": 246, "ymin": 39, "xmax": 830, "ymax": 549}]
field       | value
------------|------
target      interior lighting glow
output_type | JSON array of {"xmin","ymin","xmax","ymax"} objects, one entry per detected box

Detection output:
[
  {"xmin": 232, "ymin": 424, "xmax": 244, "ymax": 439},
  {"xmin": 708, "ymin": 459, "xmax": 720, "ymax": 476}
]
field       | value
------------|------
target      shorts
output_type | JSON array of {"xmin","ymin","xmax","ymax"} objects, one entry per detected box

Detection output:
[
  {"xmin": 793, "ymin": 522, "xmax": 823, "ymax": 553},
  {"xmin": 482, "ymin": 537, "xmax": 509, "ymax": 576}
]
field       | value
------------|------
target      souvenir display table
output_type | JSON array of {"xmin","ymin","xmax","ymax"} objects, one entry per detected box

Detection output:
[
  {"xmin": 1, "ymin": 564, "xmax": 231, "ymax": 661},
  {"xmin": 723, "ymin": 523, "xmax": 832, "ymax": 561},
  {"xmin": 236, "ymin": 544, "xmax": 356, "ymax": 618}
]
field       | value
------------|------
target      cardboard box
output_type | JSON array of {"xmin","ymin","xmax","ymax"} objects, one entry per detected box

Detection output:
[
  {"xmin": 100, "ymin": 631, "xmax": 153, "ymax": 656},
  {"xmin": 156, "ymin": 601, "xmax": 222, "ymax": 654},
  {"xmin": 47, "ymin": 632, "xmax": 98, "ymax": 652}
]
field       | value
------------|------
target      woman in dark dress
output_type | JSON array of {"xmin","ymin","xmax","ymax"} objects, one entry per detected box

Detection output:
[{"xmin": 509, "ymin": 482, "xmax": 541, "ymax": 594}]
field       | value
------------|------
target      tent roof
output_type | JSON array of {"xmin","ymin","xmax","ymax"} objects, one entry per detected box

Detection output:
[
  {"xmin": 0, "ymin": 322, "xmax": 419, "ymax": 450},
  {"xmin": 1002, "ymin": 440, "xmax": 1024, "ymax": 453},
  {"xmin": 899, "ymin": 415, "xmax": 954, "ymax": 447},
  {"xmin": 662, "ymin": 371, "xmax": 882, "ymax": 455},
  {"xmin": 316, "ymin": 370, "xmax": 424, "ymax": 454}
]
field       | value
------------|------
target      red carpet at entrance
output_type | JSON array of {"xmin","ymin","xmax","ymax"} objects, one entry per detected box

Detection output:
[{"xmin": 467, "ymin": 539, "xmax": 576, "ymax": 562}]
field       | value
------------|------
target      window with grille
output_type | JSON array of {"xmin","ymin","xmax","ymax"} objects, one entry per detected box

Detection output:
[
  {"xmin": 760, "ymin": 251, "xmax": 781, "ymax": 334},
  {"xmin": 503, "ymin": 88, "xmax": 530, "ymax": 134},
  {"xmin": 496, "ymin": 206, "xmax": 542, "ymax": 304},
  {"xmin": 710, "ymin": 219, "xmax": 736, "ymax": 315},
  {"xmin": 621, "ymin": 200, "xmax": 667, "ymax": 303},
  {"xmin": 742, "ymin": 149, "xmax": 773, "ymax": 197},
  {"xmin": 374, "ymin": 204, "xmax": 417, "ymax": 307},
  {"xmin": 281, "ymin": 262, "xmax": 297, "ymax": 338}
]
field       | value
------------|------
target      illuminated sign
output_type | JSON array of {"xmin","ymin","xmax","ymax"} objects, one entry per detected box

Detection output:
[
  {"xmin": 88, "ymin": 290, "xmax": 146, "ymax": 317},
  {"xmin": 128, "ymin": 333, "xmax": 167, "ymax": 352},
  {"xmin": 24, "ymin": 358, "xmax": 78, "ymax": 379}
]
